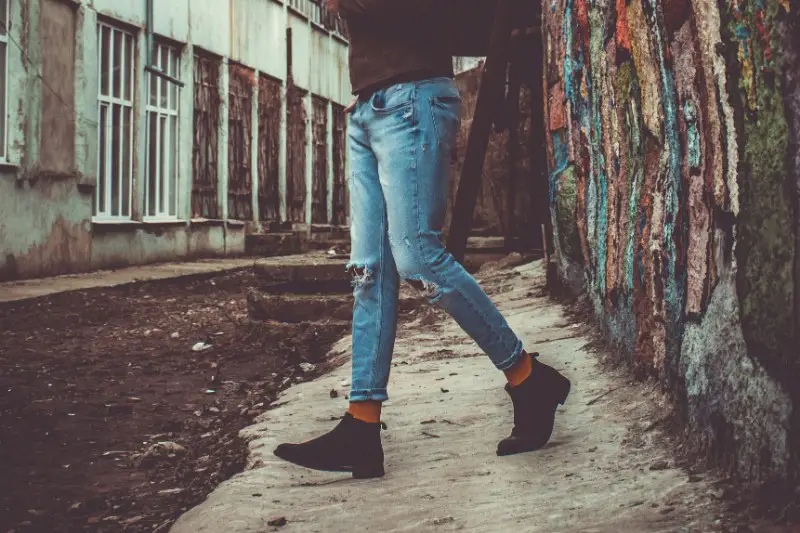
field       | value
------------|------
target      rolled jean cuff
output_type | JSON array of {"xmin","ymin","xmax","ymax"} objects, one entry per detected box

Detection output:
[
  {"xmin": 493, "ymin": 340, "xmax": 525, "ymax": 371},
  {"xmin": 349, "ymin": 388, "xmax": 389, "ymax": 402}
]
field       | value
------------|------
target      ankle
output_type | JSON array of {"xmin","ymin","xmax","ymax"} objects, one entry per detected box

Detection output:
[
  {"xmin": 347, "ymin": 401, "xmax": 382, "ymax": 423},
  {"xmin": 504, "ymin": 351, "xmax": 534, "ymax": 388}
]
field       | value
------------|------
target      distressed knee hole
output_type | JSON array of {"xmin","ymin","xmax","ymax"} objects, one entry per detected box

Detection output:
[
  {"xmin": 347, "ymin": 264, "xmax": 374, "ymax": 289},
  {"xmin": 406, "ymin": 277, "xmax": 442, "ymax": 302}
]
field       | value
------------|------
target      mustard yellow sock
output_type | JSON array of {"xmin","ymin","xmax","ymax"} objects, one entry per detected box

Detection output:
[
  {"xmin": 504, "ymin": 352, "xmax": 533, "ymax": 388},
  {"xmin": 347, "ymin": 401, "xmax": 382, "ymax": 423}
]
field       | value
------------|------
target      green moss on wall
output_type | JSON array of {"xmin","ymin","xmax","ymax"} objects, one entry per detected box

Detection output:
[
  {"xmin": 555, "ymin": 166, "xmax": 582, "ymax": 262},
  {"xmin": 733, "ymin": 2, "xmax": 795, "ymax": 383}
]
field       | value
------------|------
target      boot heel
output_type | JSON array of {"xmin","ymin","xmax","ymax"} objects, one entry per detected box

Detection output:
[
  {"xmin": 352, "ymin": 463, "xmax": 385, "ymax": 479},
  {"xmin": 554, "ymin": 374, "xmax": 571, "ymax": 405}
]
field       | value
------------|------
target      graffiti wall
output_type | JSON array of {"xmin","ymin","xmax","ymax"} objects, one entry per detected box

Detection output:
[{"xmin": 543, "ymin": 0, "xmax": 798, "ymax": 485}]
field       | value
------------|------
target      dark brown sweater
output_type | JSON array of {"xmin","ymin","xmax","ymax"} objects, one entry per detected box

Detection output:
[{"xmin": 339, "ymin": 0, "xmax": 454, "ymax": 94}]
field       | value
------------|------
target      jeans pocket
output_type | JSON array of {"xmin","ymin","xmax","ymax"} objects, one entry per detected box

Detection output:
[
  {"xmin": 430, "ymin": 95, "xmax": 462, "ymax": 147},
  {"xmin": 371, "ymin": 84, "xmax": 415, "ymax": 114}
]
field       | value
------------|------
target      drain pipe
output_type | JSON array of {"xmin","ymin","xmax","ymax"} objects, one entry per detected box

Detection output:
[
  {"xmin": 143, "ymin": 0, "xmax": 185, "ymax": 88},
  {"xmin": 146, "ymin": 0, "xmax": 153, "ymax": 68}
]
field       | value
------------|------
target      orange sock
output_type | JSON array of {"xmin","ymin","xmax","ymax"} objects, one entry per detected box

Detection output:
[
  {"xmin": 504, "ymin": 352, "xmax": 533, "ymax": 387},
  {"xmin": 347, "ymin": 401, "xmax": 382, "ymax": 423}
]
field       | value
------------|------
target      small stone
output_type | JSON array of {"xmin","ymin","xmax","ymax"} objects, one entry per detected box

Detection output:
[
  {"xmin": 158, "ymin": 488, "xmax": 184, "ymax": 496},
  {"xmin": 170, "ymin": 332, "xmax": 180, "ymax": 339},
  {"xmin": 649, "ymin": 460, "xmax": 669, "ymax": 471},
  {"xmin": 252, "ymin": 493, "xmax": 263, "ymax": 498},
  {"xmin": 329, "ymin": 389, "xmax": 339, "ymax": 399},
  {"xmin": 267, "ymin": 516, "xmax": 287, "ymax": 527},
  {"xmin": 587, "ymin": 446, "xmax": 598, "ymax": 452},
  {"xmin": 68, "ymin": 502, "xmax": 84, "ymax": 514},
  {"xmin": 300, "ymin": 363, "xmax": 316, "ymax": 373},
  {"xmin": 139, "ymin": 441, "xmax": 187, "ymax": 466},
  {"xmin": 340, "ymin": 380, "xmax": 351, "ymax": 387},
  {"xmin": 440, "ymin": 388, "xmax": 450, "ymax": 394},
  {"xmin": 102, "ymin": 516, "xmax": 121, "ymax": 522},
  {"xmin": 121, "ymin": 516, "xmax": 145, "ymax": 526}
]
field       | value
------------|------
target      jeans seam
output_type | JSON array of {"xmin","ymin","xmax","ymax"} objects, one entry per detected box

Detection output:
[
  {"xmin": 366, "ymin": 208, "xmax": 387, "ymax": 395},
  {"xmin": 430, "ymin": 97, "xmax": 441, "ymax": 146}
]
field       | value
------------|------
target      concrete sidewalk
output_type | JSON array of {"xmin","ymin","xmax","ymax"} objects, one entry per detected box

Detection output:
[
  {"xmin": 171, "ymin": 261, "xmax": 727, "ymax": 533},
  {"xmin": 0, "ymin": 252, "xmax": 348, "ymax": 303},
  {"xmin": 0, "ymin": 259, "xmax": 257, "ymax": 303}
]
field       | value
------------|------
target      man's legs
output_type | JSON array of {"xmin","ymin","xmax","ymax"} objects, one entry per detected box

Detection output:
[
  {"xmin": 367, "ymin": 78, "xmax": 570, "ymax": 455},
  {"xmin": 273, "ymin": 100, "xmax": 393, "ymax": 478},
  {"xmin": 274, "ymin": 79, "xmax": 570, "ymax": 477},
  {"xmin": 345, "ymin": 104, "xmax": 399, "ymax": 420},
  {"xmin": 368, "ymin": 78, "xmax": 523, "ymax": 371}
]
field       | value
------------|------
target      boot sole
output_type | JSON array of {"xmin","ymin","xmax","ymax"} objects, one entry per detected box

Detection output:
[{"xmin": 274, "ymin": 449, "xmax": 385, "ymax": 479}]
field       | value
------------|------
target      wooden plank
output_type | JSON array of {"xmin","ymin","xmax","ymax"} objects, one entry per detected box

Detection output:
[{"xmin": 446, "ymin": 0, "xmax": 515, "ymax": 263}]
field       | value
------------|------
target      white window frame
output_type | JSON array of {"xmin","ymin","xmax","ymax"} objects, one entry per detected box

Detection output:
[
  {"xmin": 0, "ymin": 0, "xmax": 10, "ymax": 162},
  {"xmin": 144, "ymin": 42, "xmax": 181, "ymax": 220},
  {"xmin": 289, "ymin": 0, "xmax": 313, "ymax": 18},
  {"xmin": 95, "ymin": 22, "xmax": 136, "ymax": 220}
]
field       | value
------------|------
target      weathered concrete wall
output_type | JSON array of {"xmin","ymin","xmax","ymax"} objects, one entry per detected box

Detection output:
[
  {"xmin": 0, "ymin": 0, "xmax": 349, "ymax": 282},
  {"xmin": 0, "ymin": 0, "xmax": 92, "ymax": 280},
  {"xmin": 544, "ymin": 0, "xmax": 799, "ymax": 487}
]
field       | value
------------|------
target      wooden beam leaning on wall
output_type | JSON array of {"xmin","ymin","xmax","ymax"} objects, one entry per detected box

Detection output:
[{"xmin": 446, "ymin": 0, "xmax": 516, "ymax": 263}]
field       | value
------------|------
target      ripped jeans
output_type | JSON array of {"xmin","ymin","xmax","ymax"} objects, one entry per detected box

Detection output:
[{"xmin": 347, "ymin": 77, "xmax": 524, "ymax": 402}]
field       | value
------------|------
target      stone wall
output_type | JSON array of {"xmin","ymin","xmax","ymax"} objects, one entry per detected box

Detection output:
[{"xmin": 543, "ymin": 0, "xmax": 798, "ymax": 488}]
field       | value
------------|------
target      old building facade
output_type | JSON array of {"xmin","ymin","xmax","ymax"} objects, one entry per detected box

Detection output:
[{"xmin": 0, "ymin": 0, "xmax": 351, "ymax": 281}]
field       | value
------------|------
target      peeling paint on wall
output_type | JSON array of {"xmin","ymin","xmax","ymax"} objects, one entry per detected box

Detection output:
[{"xmin": 545, "ymin": 0, "xmax": 798, "ymax": 485}]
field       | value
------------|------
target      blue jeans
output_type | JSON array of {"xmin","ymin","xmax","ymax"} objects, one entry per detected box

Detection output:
[{"xmin": 347, "ymin": 77, "xmax": 524, "ymax": 402}]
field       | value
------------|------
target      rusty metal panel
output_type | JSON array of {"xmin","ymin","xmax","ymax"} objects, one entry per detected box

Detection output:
[
  {"xmin": 40, "ymin": 0, "xmax": 76, "ymax": 174},
  {"xmin": 286, "ymin": 85, "xmax": 308, "ymax": 222},
  {"xmin": 228, "ymin": 64, "xmax": 254, "ymax": 221},
  {"xmin": 311, "ymin": 95, "xmax": 329, "ymax": 224},
  {"xmin": 192, "ymin": 53, "xmax": 221, "ymax": 219},
  {"xmin": 258, "ymin": 75, "xmax": 282, "ymax": 222},
  {"xmin": 331, "ymin": 103, "xmax": 348, "ymax": 226}
]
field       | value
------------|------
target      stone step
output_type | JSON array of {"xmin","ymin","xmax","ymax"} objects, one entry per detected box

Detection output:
[
  {"xmin": 253, "ymin": 253, "xmax": 349, "ymax": 286},
  {"xmin": 247, "ymin": 288, "xmax": 425, "ymax": 322},
  {"xmin": 245, "ymin": 233, "xmax": 304, "ymax": 257},
  {"xmin": 247, "ymin": 289, "xmax": 352, "ymax": 323},
  {"xmin": 245, "ymin": 226, "xmax": 350, "ymax": 256}
]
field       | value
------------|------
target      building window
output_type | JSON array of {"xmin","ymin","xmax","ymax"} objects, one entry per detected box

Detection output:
[
  {"xmin": 96, "ymin": 23, "xmax": 135, "ymax": 219},
  {"xmin": 146, "ymin": 43, "xmax": 181, "ymax": 219},
  {"xmin": 192, "ymin": 52, "xmax": 221, "ymax": 219},
  {"xmin": 0, "ymin": 0, "xmax": 9, "ymax": 161}
]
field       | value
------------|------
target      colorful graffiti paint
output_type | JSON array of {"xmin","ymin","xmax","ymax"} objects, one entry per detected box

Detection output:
[{"xmin": 544, "ymin": 0, "xmax": 798, "ymax": 482}]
